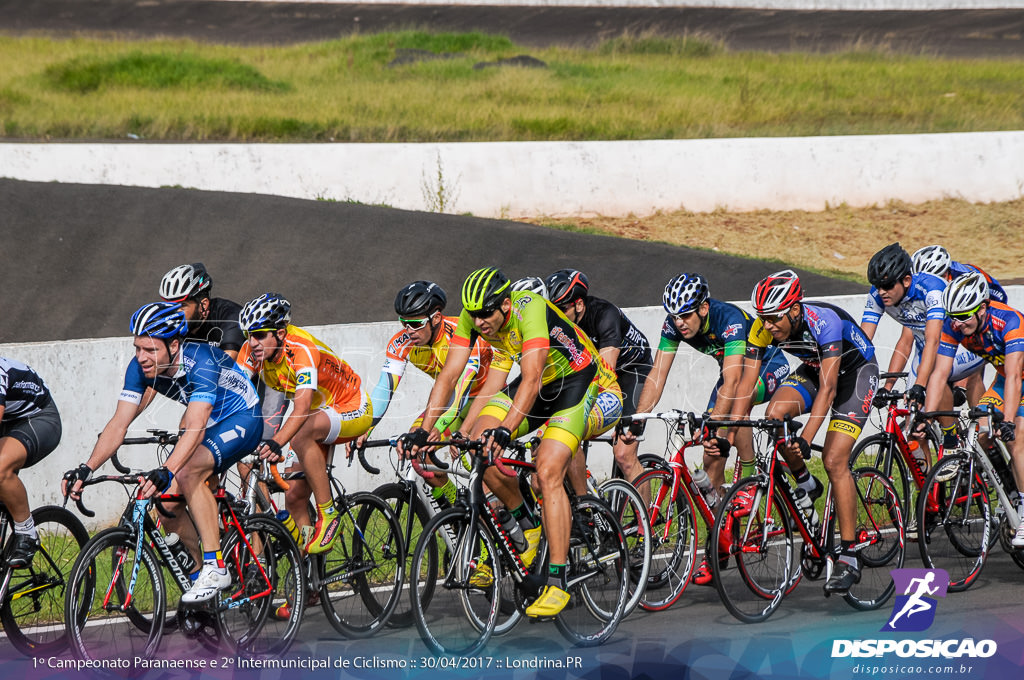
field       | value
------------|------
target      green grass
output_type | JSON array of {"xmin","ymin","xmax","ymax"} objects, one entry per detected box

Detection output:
[{"xmin": 2, "ymin": 31, "xmax": 1023, "ymax": 141}]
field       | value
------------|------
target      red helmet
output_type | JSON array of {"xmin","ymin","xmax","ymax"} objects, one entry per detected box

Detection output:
[{"xmin": 751, "ymin": 269, "xmax": 802, "ymax": 315}]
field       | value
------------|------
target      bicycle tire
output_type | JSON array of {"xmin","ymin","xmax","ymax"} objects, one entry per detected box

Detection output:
[
  {"xmin": 630, "ymin": 468, "xmax": 696, "ymax": 611},
  {"xmin": 597, "ymin": 478, "xmax": 651, "ymax": 618},
  {"xmin": 849, "ymin": 433, "xmax": 912, "ymax": 520},
  {"xmin": 373, "ymin": 482, "xmax": 435, "ymax": 629},
  {"xmin": 65, "ymin": 527, "xmax": 165, "ymax": 665},
  {"xmin": 0, "ymin": 505, "xmax": 89, "ymax": 656},
  {"xmin": 843, "ymin": 467, "xmax": 905, "ymax": 610},
  {"xmin": 219, "ymin": 514, "xmax": 306, "ymax": 655},
  {"xmin": 553, "ymin": 495, "xmax": 628, "ymax": 647},
  {"xmin": 317, "ymin": 492, "xmax": 404, "ymax": 638},
  {"xmin": 916, "ymin": 455, "xmax": 990, "ymax": 592},
  {"xmin": 411, "ymin": 506, "xmax": 500, "ymax": 656},
  {"xmin": 710, "ymin": 477, "xmax": 794, "ymax": 624}
]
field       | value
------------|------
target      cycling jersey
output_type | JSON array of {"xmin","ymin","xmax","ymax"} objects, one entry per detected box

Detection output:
[
  {"xmin": 950, "ymin": 262, "xmax": 1008, "ymax": 304},
  {"xmin": 938, "ymin": 300, "xmax": 1024, "ymax": 377},
  {"xmin": 575, "ymin": 296, "xmax": 653, "ymax": 371},
  {"xmin": 452, "ymin": 290, "xmax": 617, "ymax": 391},
  {"xmin": 0, "ymin": 357, "xmax": 52, "ymax": 421},
  {"xmin": 186, "ymin": 297, "xmax": 245, "ymax": 353},
  {"xmin": 381, "ymin": 316, "xmax": 493, "ymax": 391},
  {"xmin": 120, "ymin": 342, "xmax": 259, "ymax": 425},
  {"xmin": 747, "ymin": 301, "xmax": 875, "ymax": 375},
  {"xmin": 861, "ymin": 272, "xmax": 947, "ymax": 344},
  {"xmin": 236, "ymin": 324, "xmax": 362, "ymax": 412}
]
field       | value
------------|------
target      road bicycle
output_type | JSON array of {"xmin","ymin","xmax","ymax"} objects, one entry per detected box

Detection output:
[
  {"xmin": 916, "ymin": 404, "xmax": 1024, "ymax": 591},
  {"xmin": 709, "ymin": 417, "xmax": 905, "ymax": 623}
]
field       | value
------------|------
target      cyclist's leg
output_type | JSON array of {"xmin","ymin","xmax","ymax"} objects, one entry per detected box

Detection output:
[{"xmin": 0, "ymin": 437, "xmax": 31, "ymax": 523}]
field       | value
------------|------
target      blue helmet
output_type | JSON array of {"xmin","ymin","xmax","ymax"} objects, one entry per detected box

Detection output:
[
  {"xmin": 129, "ymin": 302, "xmax": 188, "ymax": 339},
  {"xmin": 239, "ymin": 293, "xmax": 291, "ymax": 333},
  {"xmin": 663, "ymin": 273, "xmax": 710, "ymax": 315}
]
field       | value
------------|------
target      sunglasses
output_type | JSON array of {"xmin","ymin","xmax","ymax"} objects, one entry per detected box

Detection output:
[
  {"xmin": 670, "ymin": 310, "xmax": 697, "ymax": 321},
  {"xmin": 758, "ymin": 312, "xmax": 788, "ymax": 324},
  {"xmin": 948, "ymin": 306, "xmax": 981, "ymax": 322},
  {"xmin": 399, "ymin": 315, "xmax": 431, "ymax": 331},
  {"xmin": 468, "ymin": 307, "xmax": 499, "ymax": 320},
  {"xmin": 242, "ymin": 328, "xmax": 276, "ymax": 340}
]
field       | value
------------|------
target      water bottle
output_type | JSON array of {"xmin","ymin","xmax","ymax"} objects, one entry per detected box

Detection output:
[
  {"xmin": 276, "ymin": 509, "xmax": 301, "ymax": 542},
  {"xmin": 164, "ymin": 532, "xmax": 197, "ymax": 574},
  {"xmin": 496, "ymin": 508, "xmax": 528, "ymax": 552},
  {"xmin": 794, "ymin": 488, "xmax": 819, "ymax": 531},
  {"xmin": 691, "ymin": 468, "xmax": 721, "ymax": 509}
]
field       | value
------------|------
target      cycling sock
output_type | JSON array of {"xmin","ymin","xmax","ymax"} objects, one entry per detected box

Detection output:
[
  {"xmin": 203, "ymin": 550, "xmax": 226, "ymax": 570},
  {"xmin": 431, "ymin": 480, "xmax": 457, "ymax": 506},
  {"xmin": 838, "ymin": 540, "xmax": 859, "ymax": 568},
  {"xmin": 941, "ymin": 424, "xmax": 958, "ymax": 449},
  {"xmin": 740, "ymin": 459, "xmax": 757, "ymax": 478},
  {"xmin": 794, "ymin": 468, "xmax": 816, "ymax": 494},
  {"xmin": 547, "ymin": 563, "xmax": 567, "ymax": 589},
  {"xmin": 13, "ymin": 516, "xmax": 37, "ymax": 539},
  {"xmin": 318, "ymin": 500, "xmax": 338, "ymax": 517},
  {"xmin": 511, "ymin": 503, "xmax": 537, "ymax": 529}
]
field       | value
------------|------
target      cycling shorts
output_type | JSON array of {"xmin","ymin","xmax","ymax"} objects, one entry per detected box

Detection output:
[
  {"xmin": 202, "ymin": 406, "xmax": 263, "ymax": 474},
  {"xmin": 0, "ymin": 399, "xmax": 61, "ymax": 469},
  {"xmin": 617, "ymin": 364, "xmax": 652, "ymax": 419},
  {"xmin": 322, "ymin": 390, "xmax": 373, "ymax": 444},
  {"xmin": 978, "ymin": 374, "xmax": 1024, "ymax": 420},
  {"xmin": 778, "ymin": 360, "xmax": 879, "ymax": 439},
  {"xmin": 909, "ymin": 339, "xmax": 985, "ymax": 385}
]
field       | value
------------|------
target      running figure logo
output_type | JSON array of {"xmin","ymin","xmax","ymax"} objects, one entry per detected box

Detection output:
[{"xmin": 882, "ymin": 568, "xmax": 949, "ymax": 632}]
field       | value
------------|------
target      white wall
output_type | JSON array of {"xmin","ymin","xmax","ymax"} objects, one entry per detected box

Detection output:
[
  {"xmin": 3, "ymin": 133, "xmax": 1023, "ymax": 218},
  {"xmin": 7, "ymin": 289, "xmax": 1022, "ymax": 528},
  {"xmin": 218, "ymin": 1, "xmax": 1024, "ymax": 9}
]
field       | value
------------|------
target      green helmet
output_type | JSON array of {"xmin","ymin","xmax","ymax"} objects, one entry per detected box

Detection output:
[{"xmin": 461, "ymin": 267, "xmax": 511, "ymax": 312}]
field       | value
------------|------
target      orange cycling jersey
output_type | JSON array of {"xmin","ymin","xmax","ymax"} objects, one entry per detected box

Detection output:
[
  {"xmin": 383, "ymin": 316, "xmax": 493, "ymax": 396},
  {"xmin": 237, "ymin": 324, "xmax": 362, "ymax": 411}
]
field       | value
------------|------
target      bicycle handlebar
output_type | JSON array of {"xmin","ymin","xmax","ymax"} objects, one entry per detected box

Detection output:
[{"xmin": 71, "ymin": 473, "xmax": 177, "ymax": 519}]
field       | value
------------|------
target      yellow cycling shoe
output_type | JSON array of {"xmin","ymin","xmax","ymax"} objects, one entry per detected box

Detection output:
[
  {"xmin": 525, "ymin": 585, "xmax": 570, "ymax": 618},
  {"xmin": 305, "ymin": 510, "xmax": 342, "ymax": 554},
  {"xmin": 469, "ymin": 563, "xmax": 494, "ymax": 588},
  {"xmin": 520, "ymin": 526, "xmax": 543, "ymax": 567}
]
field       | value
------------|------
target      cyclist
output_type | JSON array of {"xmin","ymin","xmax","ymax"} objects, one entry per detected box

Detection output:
[
  {"xmin": 62, "ymin": 302, "xmax": 262, "ymax": 602},
  {"xmin": 236, "ymin": 293, "xmax": 372, "ymax": 554},
  {"xmin": 622, "ymin": 272, "xmax": 790, "ymax": 584},
  {"xmin": 734, "ymin": 270, "xmax": 879, "ymax": 595},
  {"xmin": 911, "ymin": 244, "xmax": 1008, "ymax": 304},
  {"xmin": 862, "ymin": 243, "xmax": 984, "ymax": 451},
  {"xmin": 545, "ymin": 268, "xmax": 653, "ymax": 485},
  {"xmin": 922, "ymin": 273, "xmax": 1024, "ymax": 547},
  {"xmin": 354, "ymin": 281, "xmax": 496, "ymax": 506},
  {"xmin": 159, "ymin": 263, "xmax": 245, "ymax": 359},
  {"xmin": 0, "ymin": 358, "xmax": 62, "ymax": 568},
  {"xmin": 399, "ymin": 267, "xmax": 623, "ymax": 617},
  {"xmin": 511, "ymin": 276, "xmax": 549, "ymax": 299}
]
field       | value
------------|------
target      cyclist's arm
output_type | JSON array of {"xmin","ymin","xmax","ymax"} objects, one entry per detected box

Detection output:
[
  {"xmin": 222, "ymin": 348, "xmax": 239, "ymax": 361},
  {"xmin": 598, "ymin": 346, "xmax": 620, "ymax": 372},
  {"xmin": 731, "ymin": 353, "xmax": 764, "ymax": 420},
  {"xmin": 498, "ymin": 342, "xmax": 544, "ymax": 435},
  {"xmin": 419, "ymin": 343, "xmax": 472, "ymax": 434},
  {"xmin": 162, "ymin": 400, "xmax": 215, "ymax": 475},
  {"xmin": 801, "ymin": 355, "xmax": 841, "ymax": 445},
  {"xmin": 447, "ymin": 364, "xmax": 509, "ymax": 438},
  {"xmin": 860, "ymin": 289, "xmax": 884, "ymax": 341},
  {"xmin": 861, "ymin": 320, "xmax": 878, "ymax": 342},
  {"xmin": 711, "ymin": 352, "xmax": 745, "ymax": 419},
  {"xmin": 1002, "ymin": 350, "xmax": 1022, "ymax": 427},
  {"xmin": 633, "ymin": 349, "xmax": 675, "ymax": 415},
  {"xmin": 881, "ymin": 327, "xmax": 915, "ymax": 389},
  {"xmin": 270, "ymin": 384, "xmax": 314, "ymax": 448},
  {"xmin": 912, "ymin": 318, "xmax": 944, "ymax": 390},
  {"xmin": 434, "ymin": 356, "xmax": 482, "ymax": 434},
  {"xmin": 64, "ymin": 399, "xmax": 141, "ymax": 497},
  {"xmin": 367, "ymin": 367, "xmax": 402, "ymax": 429}
]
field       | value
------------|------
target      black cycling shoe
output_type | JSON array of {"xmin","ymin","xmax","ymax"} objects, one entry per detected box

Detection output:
[
  {"xmin": 823, "ymin": 560, "xmax": 861, "ymax": 595},
  {"xmin": 6, "ymin": 532, "xmax": 40, "ymax": 569}
]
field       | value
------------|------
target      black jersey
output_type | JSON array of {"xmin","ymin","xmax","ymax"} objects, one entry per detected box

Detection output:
[
  {"xmin": 187, "ymin": 297, "xmax": 245, "ymax": 353},
  {"xmin": 0, "ymin": 357, "xmax": 51, "ymax": 420},
  {"xmin": 576, "ymin": 296, "xmax": 653, "ymax": 372}
]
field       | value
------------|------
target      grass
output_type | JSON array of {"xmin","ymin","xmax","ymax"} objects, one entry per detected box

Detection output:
[{"xmin": 1, "ymin": 31, "xmax": 1023, "ymax": 141}]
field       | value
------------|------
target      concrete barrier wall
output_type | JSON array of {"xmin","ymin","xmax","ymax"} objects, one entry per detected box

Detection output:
[
  {"xmin": 5, "ymin": 288, "xmax": 1023, "ymax": 527},
  {"xmin": 220, "ymin": 1, "xmax": 1024, "ymax": 9},
  {"xmin": 3, "ymin": 133, "xmax": 1023, "ymax": 218}
]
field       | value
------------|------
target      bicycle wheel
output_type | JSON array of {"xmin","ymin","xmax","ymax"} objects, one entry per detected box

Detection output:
[
  {"xmin": 554, "ymin": 495, "xmax": 628, "ymax": 647},
  {"xmin": 710, "ymin": 477, "xmax": 794, "ymax": 624},
  {"xmin": 849, "ymin": 433, "xmax": 912, "ymax": 520},
  {"xmin": 917, "ymin": 455, "xmax": 990, "ymax": 592},
  {"xmin": 373, "ymin": 482, "xmax": 435, "ymax": 628},
  {"xmin": 844, "ymin": 467, "xmax": 905, "ymax": 610},
  {"xmin": 0, "ymin": 505, "xmax": 89, "ymax": 655},
  {"xmin": 65, "ymin": 527, "xmax": 165, "ymax": 665},
  {"xmin": 219, "ymin": 514, "xmax": 305, "ymax": 655},
  {"xmin": 411, "ymin": 507, "xmax": 500, "ymax": 656},
  {"xmin": 597, "ymin": 478, "xmax": 651, "ymax": 617},
  {"xmin": 317, "ymin": 492, "xmax": 403, "ymax": 638},
  {"xmin": 631, "ymin": 468, "xmax": 696, "ymax": 611}
]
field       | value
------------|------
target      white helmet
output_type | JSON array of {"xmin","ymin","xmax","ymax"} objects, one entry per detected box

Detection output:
[
  {"xmin": 511, "ymin": 276, "xmax": 549, "ymax": 299},
  {"xmin": 160, "ymin": 263, "xmax": 212, "ymax": 302},
  {"xmin": 911, "ymin": 245, "xmax": 951, "ymax": 278},
  {"xmin": 942, "ymin": 272, "xmax": 989, "ymax": 315}
]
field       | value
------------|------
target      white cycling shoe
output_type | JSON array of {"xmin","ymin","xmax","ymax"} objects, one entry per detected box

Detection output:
[{"xmin": 181, "ymin": 564, "xmax": 232, "ymax": 604}]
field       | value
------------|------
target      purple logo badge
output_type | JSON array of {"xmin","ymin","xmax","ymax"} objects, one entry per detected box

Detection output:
[{"xmin": 882, "ymin": 568, "xmax": 949, "ymax": 632}]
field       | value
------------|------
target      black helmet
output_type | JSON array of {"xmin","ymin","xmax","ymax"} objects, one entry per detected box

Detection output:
[
  {"xmin": 394, "ymin": 281, "xmax": 447, "ymax": 317},
  {"xmin": 867, "ymin": 243, "xmax": 912, "ymax": 289},
  {"xmin": 545, "ymin": 269, "xmax": 590, "ymax": 306}
]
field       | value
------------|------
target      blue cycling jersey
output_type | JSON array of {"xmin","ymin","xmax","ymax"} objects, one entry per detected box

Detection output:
[
  {"xmin": 748, "ymin": 301, "xmax": 875, "ymax": 375},
  {"xmin": 950, "ymin": 261, "xmax": 1007, "ymax": 304},
  {"xmin": 861, "ymin": 272, "xmax": 947, "ymax": 346},
  {"xmin": 119, "ymin": 342, "xmax": 259, "ymax": 425}
]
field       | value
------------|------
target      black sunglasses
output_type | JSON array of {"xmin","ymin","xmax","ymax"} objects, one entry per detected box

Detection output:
[{"xmin": 468, "ymin": 307, "xmax": 499, "ymax": 320}]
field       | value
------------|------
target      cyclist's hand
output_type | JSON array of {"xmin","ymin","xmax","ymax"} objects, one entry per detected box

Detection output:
[
  {"xmin": 397, "ymin": 428, "xmax": 430, "ymax": 458},
  {"xmin": 786, "ymin": 436, "xmax": 812, "ymax": 459},
  {"xmin": 872, "ymin": 387, "xmax": 893, "ymax": 409},
  {"xmin": 907, "ymin": 384, "xmax": 926, "ymax": 407},
  {"xmin": 483, "ymin": 426, "xmax": 512, "ymax": 458},
  {"xmin": 346, "ymin": 432, "xmax": 370, "ymax": 457},
  {"xmin": 62, "ymin": 464, "xmax": 93, "ymax": 500},
  {"xmin": 703, "ymin": 436, "xmax": 732, "ymax": 458},
  {"xmin": 257, "ymin": 438, "xmax": 284, "ymax": 462},
  {"xmin": 615, "ymin": 417, "xmax": 645, "ymax": 444},
  {"xmin": 138, "ymin": 466, "xmax": 174, "ymax": 499},
  {"xmin": 997, "ymin": 421, "xmax": 1015, "ymax": 443}
]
